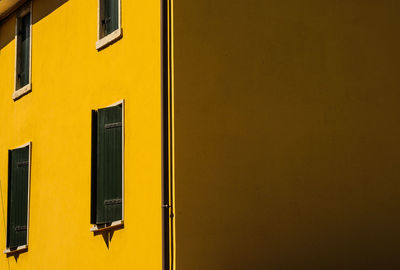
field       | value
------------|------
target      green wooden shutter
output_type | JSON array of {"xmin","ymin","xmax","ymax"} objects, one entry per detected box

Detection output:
[
  {"xmin": 18, "ymin": 12, "xmax": 30, "ymax": 88},
  {"xmin": 95, "ymin": 105, "xmax": 123, "ymax": 224},
  {"xmin": 104, "ymin": 0, "xmax": 119, "ymax": 36},
  {"xmin": 7, "ymin": 146, "xmax": 29, "ymax": 249},
  {"xmin": 91, "ymin": 110, "xmax": 98, "ymax": 225}
]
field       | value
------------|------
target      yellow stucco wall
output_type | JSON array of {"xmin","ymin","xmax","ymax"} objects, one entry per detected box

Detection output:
[
  {"xmin": 0, "ymin": 0, "xmax": 162, "ymax": 269},
  {"xmin": 174, "ymin": 0, "xmax": 400, "ymax": 269}
]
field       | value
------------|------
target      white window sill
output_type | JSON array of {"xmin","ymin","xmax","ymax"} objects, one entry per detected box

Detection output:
[
  {"xmin": 90, "ymin": 220, "xmax": 124, "ymax": 232},
  {"xmin": 96, "ymin": 28, "xmax": 123, "ymax": 51},
  {"xmin": 13, "ymin": 83, "xmax": 32, "ymax": 101},
  {"xmin": 4, "ymin": 245, "xmax": 28, "ymax": 255}
]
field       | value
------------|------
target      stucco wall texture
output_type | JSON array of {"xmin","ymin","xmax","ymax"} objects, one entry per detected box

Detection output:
[
  {"xmin": 0, "ymin": 1, "xmax": 162, "ymax": 269},
  {"xmin": 174, "ymin": 1, "xmax": 400, "ymax": 269}
]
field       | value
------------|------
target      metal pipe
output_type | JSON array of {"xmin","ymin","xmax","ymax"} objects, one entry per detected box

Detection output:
[{"xmin": 161, "ymin": 0, "xmax": 173, "ymax": 269}]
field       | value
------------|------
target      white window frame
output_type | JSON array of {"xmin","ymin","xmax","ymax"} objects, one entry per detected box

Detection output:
[
  {"xmin": 4, "ymin": 142, "xmax": 32, "ymax": 255},
  {"xmin": 96, "ymin": 0, "xmax": 122, "ymax": 51},
  {"xmin": 13, "ymin": 3, "xmax": 32, "ymax": 101},
  {"xmin": 90, "ymin": 100, "xmax": 125, "ymax": 232}
]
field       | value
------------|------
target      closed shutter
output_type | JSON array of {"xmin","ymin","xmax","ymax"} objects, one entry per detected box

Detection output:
[
  {"xmin": 104, "ymin": 0, "xmax": 119, "ymax": 36},
  {"xmin": 91, "ymin": 110, "xmax": 98, "ymax": 225},
  {"xmin": 7, "ymin": 146, "xmax": 29, "ymax": 249},
  {"xmin": 18, "ymin": 12, "xmax": 30, "ymax": 88},
  {"xmin": 94, "ymin": 104, "xmax": 123, "ymax": 224}
]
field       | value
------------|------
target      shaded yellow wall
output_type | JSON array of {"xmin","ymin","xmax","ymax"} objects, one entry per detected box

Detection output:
[
  {"xmin": 0, "ymin": 0, "xmax": 162, "ymax": 269},
  {"xmin": 174, "ymin": 0, "xmax": 400, "ymax": 269}
]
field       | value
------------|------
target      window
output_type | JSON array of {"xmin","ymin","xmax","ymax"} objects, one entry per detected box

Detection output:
[
  {"xmin": 91, "ymin": 101, "xmax": 124, "ymax": 231},
  {"xmin": 4, "ymin": 143, "xmax": 31, "ymax": 254},
  {"xmin": 13, "ymin": 4, "xmax": 32, "ymax": 100},
  {"xmin": 96, "ymin": 0, "xmax": 122, "ymax": 50}
]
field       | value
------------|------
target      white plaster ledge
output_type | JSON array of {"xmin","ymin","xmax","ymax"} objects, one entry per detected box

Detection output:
[
  {"xmin": 4, "ymin": 245, "xmax": 28, "ymax": 255},
  {"xmin": 90, "ymin": 220, "xmax": 124, "ymax": 233},
  {"xmin": 96, "ymin": 28, "xmax": 123, "ymax": 51},
  {"xmin": 13, "ymin": 83, "xmax": 32, "ymax": 101}
]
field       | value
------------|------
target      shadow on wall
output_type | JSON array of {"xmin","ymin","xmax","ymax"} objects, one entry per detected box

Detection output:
[
  {"xmin": 174, "ymin": 0, "xmax": 400, "ymax": 269},
  {"xmin": 93, "ymin": 225, "xmax": 124, "ymax": 249},
  {"xmin": 0, "ymin": 14, "xmax": 15, "ymax": 51},
  {"xmin": 0, "ymin": 0, "xmax": 68, "ymax": 51}
]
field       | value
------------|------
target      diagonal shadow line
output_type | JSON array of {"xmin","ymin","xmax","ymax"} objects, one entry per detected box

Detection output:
[
  {"xmin": 0, "ymin": 0, "xmax": 69, "ymax": 51},
  {"xmin": 0, "ymin": 177, "xmax": 11, "ymax": 270}
]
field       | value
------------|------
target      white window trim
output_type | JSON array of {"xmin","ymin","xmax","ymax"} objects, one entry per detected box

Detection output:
[
  {"xmin": 13, "ymin": 3, "xmax": 32, "ymax": 101},
  {"xmin": 4, "ymin": 245, "xmax": 28, "ymax": 255},
  {"xmin": 4, "ymin": 142, "xmax": 32, "ymax": 255},
  {"xmin": 90, "ymin": 220, "xmax": 124, "ymax": 233},
  {"xmin": 90, "ymin": 99, "xmax": 125, "ymax": 232},
  {"xmin": 96, "ymin": 0, "xmax": 122, "ymax": 51}
]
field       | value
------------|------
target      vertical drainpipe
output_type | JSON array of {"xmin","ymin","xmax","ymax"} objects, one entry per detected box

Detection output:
[{"xmin": 162, "ymin": 0, "xmax": 173, "ymax": 270}]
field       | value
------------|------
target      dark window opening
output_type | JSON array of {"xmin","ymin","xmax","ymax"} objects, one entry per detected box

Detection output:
[
  {"xmin": 100, "ymin": 0, "xmax": 119, "ymax": 38},
  {"xmin": 16, "ymin": 12, "xmax": 31, "ymax": 90}
]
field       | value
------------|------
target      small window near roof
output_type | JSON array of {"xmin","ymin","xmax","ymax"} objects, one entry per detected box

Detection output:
[
  {"xmin": 13, "ymin": 3, "xmax": 32, "ymax": 101},
  {"xmin": 96, "ymin": 0, "xmax": 122, "ymax": 50}
]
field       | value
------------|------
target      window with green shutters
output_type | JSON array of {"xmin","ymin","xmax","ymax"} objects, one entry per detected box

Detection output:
[
  {"xmin": 96, "ymin": 0, "xmax": 122, "ymax": 50},
  {"xmin": 16, "ymin": 13, "xmax": 31, "ymax": 89},
  {"xmin": 100, "ymin": 0, "xmax": 120, "ymax": 38},
  {"xmin": 103, "ymin": 0, "xmax": 119, "ymax": 36},
  {"xmin": 13, "ymin": 4, "xmax": 32, "ymax": 100},
  {"xmin": 15, "ymin": 6, "xmax": 31, "ymax": 91},
  {"xmin": 91, "ymin": 102, "xmax": 124, "ymax": 227},
  {"xmin": 6, "ymin": 143, "xmax": 31, "ymax": 251}
]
